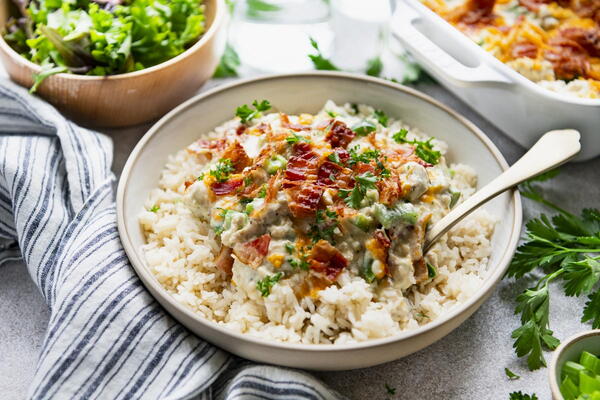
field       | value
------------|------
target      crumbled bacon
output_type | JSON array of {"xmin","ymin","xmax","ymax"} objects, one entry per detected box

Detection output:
[
  {"xmin": 518, "ymin": 0, "xmax": 549, "ymax": 11},
  {"xmin": 378, "ymin": 175, "xmax": 404, "ymax": 205},
  {"xmin": 211, "ymin": 179, "xmax": 243, "ymax": 196},
  {"xmin": 333, "ymin": 148, "xmax": 350, "ymax": 164},
  {"xmin": 511, "ymin": 41, "xmax": 538, "ymax": 59},
  {"xmin": 546, "ymin": 37, "xmax": 590, "ymax": 80},
  {"xmin": 448, "ymin": 0, "xmax": 496, "ymax": 25},
  {"xmin": 374, "ymin": 229, "xmax": 391, "ymax": 249},
  {"xmin": 233, "ymin": 234, "xmax": 271, "ymax": 268},
  {"xmin": 284, "ymin": 143, "xmax": 320, "ymax": 184},
  {"xmin": 215, "ymin": 246, "xmax": 234, "ymax": 275},
  {"xmin": 413, "ymin": 258, "xmax": 429, "ymax": 284},
  {"xmin": 325, "ymin": 120, "xmax": 355, "ymax": 149},
  {"xmin": 187, "ymin": 138, "xmax": 227, "ymax": 156},
  {"xmin": 558, "ymin": 27, "xmax": 600, "ymax": 57},
  {"xmin": 222, "ymin": 141, "xmax": 252, "ymax": 173},
  {"xmin": 354, "ymin": 162, "xmax": 375, "ymax": 175},
  {"xmin": 264, "ymin": 171, "xmax": 281, "ymax": 203},
  {"xmin": 316, "ymin": 161, "xmax": 343, "ymax": 187},
  {"xmin": 287, "ymin": 184, "xmax": 324, "ymax": 218},
  {"xmin": 308, "ymin": 240, "xmax": 348, "ymax": 281},
  {"xmin": 236, "ymin": 125, "xmax": 246, "ymax": 135}
]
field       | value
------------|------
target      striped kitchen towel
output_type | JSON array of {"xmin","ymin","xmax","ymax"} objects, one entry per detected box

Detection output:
[{"xmin": 0, "ymin": 80, "xmax": 342, "ymax": 400}]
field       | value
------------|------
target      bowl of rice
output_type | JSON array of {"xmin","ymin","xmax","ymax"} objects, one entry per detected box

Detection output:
[{"xmin": 116, "ymin": 72, "xmax": 522, "ymax": 370}]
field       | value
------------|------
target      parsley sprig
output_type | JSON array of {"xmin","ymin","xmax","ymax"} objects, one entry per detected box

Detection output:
[
  {"xmin": 308, "ymin": 37, "xmax": 339, "ymax": 71},
  {"xmin": 308, "ymin": 209, "xmax": 339, "ymax": 244},
  {"xmin": 506, "ymin": 174, "xmax": 600, "ymax": 370},
  {"xmin": 256, "ymin": 272, "xmax": 283, "ymax": 297},
  {"xmin": 340, "ymin": 172, "xmax": 378, "ymax": 209},
  {"xmin": 236, "ymin": 99, "xmax": 272, "ymax": 124},
  {"xmin": 210, "ymin": 158, "xmax": 235, "ymax": 182},
  {"xmin": 509, "ymin": 392, "xmax": 538, "ymax": 400},
  {"xmin": 392, "ymin": 128, "xmax": 441, "ymax": 165}
]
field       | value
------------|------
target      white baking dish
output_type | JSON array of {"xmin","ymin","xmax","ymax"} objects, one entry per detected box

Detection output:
[{"xmin": 392, "ymin": 0, "xmax": 600, "ymax": 161}]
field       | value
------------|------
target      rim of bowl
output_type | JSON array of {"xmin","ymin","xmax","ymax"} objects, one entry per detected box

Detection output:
[
  {"xmin": 549, "ymin": 329, "xmax": 600, "ymax": 399},
  {"xmin": 116, "ymin": 71, "xmax": 523, "ymax": 352},
  {"xmin": 0, "ymin": 0, "xmax": 225, "ymax": 81}
]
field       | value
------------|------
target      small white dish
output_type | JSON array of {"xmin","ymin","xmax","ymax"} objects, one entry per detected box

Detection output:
[
  {"xmin": 549, "ymin": 330, "xmax": 600, "ymax": 400},
  {"xmin": 116, "ymin": 72, "xmax": 522, "ymax": 370}
]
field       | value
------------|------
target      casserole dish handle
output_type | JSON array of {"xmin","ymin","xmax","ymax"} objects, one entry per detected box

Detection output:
[{"xmin": 393, "ymin": 1, "xmax": 512, "ymax": 86}]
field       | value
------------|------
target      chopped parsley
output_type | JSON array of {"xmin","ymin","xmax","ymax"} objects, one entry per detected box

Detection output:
[
  {"xmin": 509, "ymin": 392, "xmax": 538, "ymax": 400},
  {"xmin": 326, "ymin": 110, "xmax": 338, "ymax": 118},
  {"xmin": 285, "ymin": 242, "xmax": 295, "ymax": 254},
  {"xmin": 392, "ymin": 128, "xmax": 441, "ymax": 165},
  {"xmin": 348, "ymin": 146, "xmax": 380, "ymax": 166},
  {"xmin": 427, "ymin": 263, "xmax": 437, "ymax": 279},
  {"xmin": 256, "ymin": 272, "xmax": 283, "ymax": 297},
  {"xmin": 384, "ymin": 383, "xmax": 396, "ymax": 395},
  {"xmin": 236, "ymin": 99, "xmax": 271, "ymax": 124},
  {"xmin": 209, "ymin": 158, "xmax": 235, "ymax": 182},
  {"xmin": 504, "ymin": 367, "xmax": 520, "ymax": 380},
  {"xmin": 340, "ymin": 172, "xmax": 378, "ymax": 209},
  {"xmin": 308, "ymin": 208, "xmax": 339, "ymax": 243},
  {"xmin": 374, "ymin": 109, "xmax": 388, "ymax": 127},
  {"xmin": 288, "ymin": 256, "xmax": 310, "ymax": 271},
  {"xmin": 244, "ymin": 176, "xmax": 253, "ymax": 186},
  {"xmin": 197, "ymin": 173, "xmax": 205, "ymax": 181},
  {"xmin": 285, "ymin": 133, "xmax": 310, "ymax": 144},
  {"xmin": 449, "ymin": 191, "xmax": 461, "ymax": 209},
  {"xmin": 327, "ymin": 152, "xmax": 342, "ymax": 165},
  {"xmin": 257, "ymin": 185, "xmax": 267, "ymax": 198},
  {"xmin": 149, "ymin": 205, "xmax": 160, "ymax": 213},
  {"xmin": 308, "ymin": 37, "xmax": 339, "ymax": 71},
  {"xmin": 352, "ymin": 120, "xmax": 377, "ymax": 136}
]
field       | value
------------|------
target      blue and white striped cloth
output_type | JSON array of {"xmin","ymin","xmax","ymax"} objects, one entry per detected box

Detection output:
[{"xmin": 0, "ymin": 80, "xmax": 343, "ymax": 400}]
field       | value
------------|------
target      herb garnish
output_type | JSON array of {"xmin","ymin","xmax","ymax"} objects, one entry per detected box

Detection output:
[
  {"xmin": 352, "ymin": 121, "xmax": 377, "ymax": 136},
  {"xmin": 149, "ymin": 205, "xmax": 160, "ymax": 213},
  {"xmin": 256, "ymin": 272, "xmax": 283, "ymax": 297},
  {"xmin": 509, "ymin": 392, "xmax": 538, "ymax": 400},
  {"xmin": 348, "ymin": 146, "xmax": 380, "ymax": 166},
  {"xmin": 392, "ymin": 128, "xmax": 441, "ymax": 165},
  {"xmin": 210, "ymin": 158, "xmax": 235, "ymax": 182},
  {"xmin": 326, "ymin": 110, "xmax": 338, "ymax": 118},
  {"xmin": 384, "ymin": 383, "xmax": 396, "ymax": 395},
  {"xmin": 504, "ymin": 368, "xmax": 520, "ymax": 380},
  {"xmin": 308, "ymin": 37, "xmax": 339, "ymax": 71},
  {"xmin": 285, "ymin": 242, "xmax": 295, "ymax": 254},
  {"xmin": 285, "ymin": 133, "xmax": 310, "ymax": 144},
  {"xmin": 213, "ymin": 43, "xmax": 240, "ymax": 78},
  {"xmin": 340, "ymin": 172, "xmax": 378, "ymax": 209},
  {"xmin": 288, "ymin": 256, "xmax": 310, "ymax": 271},
  {"xmin": 366, "ymin": 56, "xmax": 383, "ymax": 77},
  {"xmin": 257, "ymin": 185, "xmax": 267, "ymax": 198},
  {"xmin": 236, "ymin": 100, "xmax": 272, "ymax": 124},
  {"xmin": 327, "ymin": 152, "xmax": 342, "ymax": 165},
  {"xmin": 374, "ymin": 109, "xmax": 388, "ymax": 127},
  {"xmin": 506, "ymin": 174, "xmax": 600, "ymax": 370},
  {"xmin": 308, "ymin": 208, "xmax": 339, "ymax": 243}
]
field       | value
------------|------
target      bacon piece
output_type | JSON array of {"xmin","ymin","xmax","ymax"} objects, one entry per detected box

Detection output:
[
  {"xmin": 233, "ymin": 234, "xmax": 271, "ymax": 268},
  {"xmin": 211, "ymin": 179, "xmax": 243, "ymax": 196},
  {"xmin": 236, "ymin": 125, "xmax": 246, "ymax": 135},
  {"xmin": 215, "ymin": 246, "xmax": 234, "ymax": 275},
  {"xmin": 448, "ymin": 0, "xmax": 496, "ymax": 25},
  {"xmin": 287, "ymin": 184, "xmax": 324, "ymax": 218},
  {"xmin": 518, "ymin": 0, "xmax": 549, "ymax": 11},
  {"xmin": 222, "ymin": 141, "xmax": 252, "ymax": 173},
  {"xmin": 308, "ymin": 240, "xmax": 348, "ymax": 281},
  {"xmin": 264, "ymin": 171, "xmax": 281, "ymax": 203},
  {"xmin": 511, "ymin": 42, "xmax": 538, "ymax": 59},
  {"xmin": 325, "ymin": 120, "xmax": 355, "ymax": 149},
  {"xmin": 284, "ymin": 143, "xmax": 320, "ymax": 185},
  {"xmin": 378, "ymin": 175, "xmax": 404, "ymax": 205},
  {"xmin": 413, "ymin": 258, "xmax": 429, "ymax": 284},
  {"xmin": 333, "ymin": 148, "xmax": 350, "ymax": 164},
  {"xmin": 559, "ymin": 27, "xmax": 600, "ymax": 57},
  {"xmin": 354, "ymin": 162, "xmax": 375, "ymax": 175},
  {"xmin": 546, "ymin": 37, "xmax": 590, "ymax": 80},
  {"xmin": 187, "ymin": 138, "xmax": 227, "ymax": 156},
  {"xmin": 317, "ymin": 161, "xmax": 343, "ymax": 187}
]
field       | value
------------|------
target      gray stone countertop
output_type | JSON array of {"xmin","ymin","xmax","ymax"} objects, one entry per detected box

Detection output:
[{"xmin": 1, "ymin": 78, "xmax": 599, "ymax": 400}]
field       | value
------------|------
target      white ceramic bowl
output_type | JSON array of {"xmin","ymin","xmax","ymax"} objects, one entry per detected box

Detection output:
[
  {"xmin": 549, "ymin": 330, "xmax": 600, "ymax": 400},
  {"xmin": 116, "ymin": 72, "xmax": 522, "ymax": 370}
]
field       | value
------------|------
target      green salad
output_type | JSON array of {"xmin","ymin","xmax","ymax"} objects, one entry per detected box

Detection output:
[
  {"xmin": 3, "ymin": 0, "xmax": 206, "ymax": 91},
  {"xmin": 561, "ymin": 350, "xmax": 600, "ymax": 400}
]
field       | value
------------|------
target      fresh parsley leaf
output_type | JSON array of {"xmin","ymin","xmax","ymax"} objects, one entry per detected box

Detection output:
[
  {"xmin": 328, "ymin": 152, "xmax": 341, "ymax": 165},
  {"xmin": 288, "ymin": 256, "xmax": 309, "ymax": 271},
  {"xmin": 426, "ymin": 263, "xmax": 437, "ymax": 279},
  {"xmin": 285, "ymin": 242, "xmax": 295, "ymax": 255},
  {"xmin": 344, "ymin": 172, "xmax": 378, "ymax": 209},
  {"xmin": 309, "ymin": 208, "xmax": 339, "ymax": 243},
  {"xmin": 246, "ymin": 0, "xmax": 281, "ymax": 17},
  {"xmin": 374, "ymin": 109, "xmax": 388, "ymax": 127},
  {"xmin": 366, "ymin": 56, "xmax": 383, "ymax": 77},
  {"xmin": 384, "ymin": 383, "xmax": 396, "ymax": 395},
  {"xmin": 348, "ymin": 146, "xmax": 380, "ymax": 166},
  {"xmin": 326, "ymin": 110, "xmax": 338, "ymax": 118},
  {"xmin": 149, "ymin": 205, "xmax": 160, "ymax": 213},
  {"xmin": 213, "ymin": 43, "xmax": 240, "ymax": 78},
  {"xmin": 582, "ymin": 289, "xmax": 600, "ymax": 328},
  {"xmin": 236, "ymin": 99, "xmax": 272, "ymax": 124},
  {"xmin": 392, "ymin": 129, "xmax": 441, "ymax": 165},
  {"xmin": 509, "ymin": 391, "xmax": 538, "ymax": 400},
  {"xmin": 308, "ymin": 37, "xmax": 339, "ymax": 71},
  {"xmin": 504, "ymin": 367, "xmax": 520, "ymax": 380},
  {"xmin": 256, "ymin": 272, "xmax": 283, "ymax": 297},
  {"xmin": 352, "ymin": 121, "xmax": 377, "ymax": 136},
  {"xmin": 449, "ymin": 191, "xmax": 461, "ymax": 209},
  {"xmin": 210, "ymin": 158, "xmax": 235, "ymax": 182}
]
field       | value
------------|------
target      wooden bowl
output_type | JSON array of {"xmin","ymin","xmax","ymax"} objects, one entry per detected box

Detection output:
[{"xmin": 0, "ymin": 0, "xmax": 226, "ymax": 127}]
